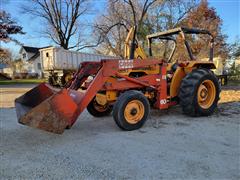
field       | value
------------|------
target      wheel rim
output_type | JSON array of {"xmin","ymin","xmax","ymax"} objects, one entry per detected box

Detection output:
[
  {"xmin": 94, "ymin": 101, "xmax": 109, "ymax": 112},
  {"xmin": 197, "ymin": 80, "xmax": 216, "ymax": 109},
  {"xmin": 65, "ymin": 74, "xmax": 72, "ymax": 83},
  {"xmin": 124, "ymin": 100, "xmax": 145, "ymax": 124}
]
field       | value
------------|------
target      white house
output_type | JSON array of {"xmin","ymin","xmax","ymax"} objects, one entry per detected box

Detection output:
[
  {"xmin": 0, "ymin": 63, "xmax": 13, "ymax": 79},
  {"xmin": 19, "ymin": 46, "xmax": 46, "ymax": 78}
]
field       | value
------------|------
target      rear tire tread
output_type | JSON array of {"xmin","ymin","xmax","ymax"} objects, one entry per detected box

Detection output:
[{"xmin": 179, "ymin": 68, "xmax": 220, "ymax": 116}]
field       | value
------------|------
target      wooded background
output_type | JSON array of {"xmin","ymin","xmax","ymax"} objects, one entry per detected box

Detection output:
[{"xmin": 1, "ymin": 0, "xmax": 239, "ymax": 68}]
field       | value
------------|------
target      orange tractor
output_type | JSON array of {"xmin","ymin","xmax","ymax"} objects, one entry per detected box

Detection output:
[{"xmin": 15, "ymin": 27, "xmax": 220, "ymax": 134}]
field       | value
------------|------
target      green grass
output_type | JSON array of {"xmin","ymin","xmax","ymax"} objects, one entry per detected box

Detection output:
[
  {"xmin": 0, "ymin": 79, "xmax": 45, "ymax": 85},
  {"xmin": 227, "ymin": 80, "xmax": 240, "ymax": 86}
]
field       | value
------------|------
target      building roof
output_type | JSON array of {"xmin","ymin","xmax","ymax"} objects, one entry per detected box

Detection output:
[
  {"xmin": 28, "ymin": 52, "xmax": 40, "ymax": 61},
  {"xmin": 20, "ymin": 45, "xmax": 53, "ymax": 61},
  {"xmin": 22, "ymin": 46, "xmax": 40, "ymax": 53}
]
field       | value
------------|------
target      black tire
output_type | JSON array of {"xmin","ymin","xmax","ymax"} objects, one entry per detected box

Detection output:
[
  {"xmin": 61, "ymin": 75, "xmax": 67, "ymax": 86},
  {"xmin": 87, "ymin": 97, "xmax": 112, "ymax": 117},
  {"xmin": 48, "ymin": 74, "xmax": 59, "ymax": 87},
  {"xmin": 48, "ymin": 76, "xmax": 56, "ymax": 86},
  {"xmin": 178, "ymin": 68, "xmax": 220, "ymax": 116},
  {"xmin": 48, "ymin": 76, "xmax": 54, "ymax": 86},
  {"xmin": 113, "ymin": 90, "xmax": 150, "ymax": 131}
]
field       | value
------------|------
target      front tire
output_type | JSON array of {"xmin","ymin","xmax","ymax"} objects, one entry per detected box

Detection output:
[
  {"xmin": 113, "ymin": 90, "xmax": 150, "ymax": 130},
  {"xmin": 179, "ymin": 68, "xmax": 220, "ymax": 116}
]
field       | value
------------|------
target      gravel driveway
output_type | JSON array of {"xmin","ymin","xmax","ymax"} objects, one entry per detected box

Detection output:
[{"xmin": 0, "ymin": 84, "xmax": 240, "ymax": 179}]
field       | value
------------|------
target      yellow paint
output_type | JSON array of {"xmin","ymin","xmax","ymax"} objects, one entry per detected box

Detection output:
[
  {"xmin": 170, "ymin": 67, "xmax": 186, "ymax": 97},
  {"xmin": 95, "ymin": 93, "xmax": 107, "ymax": 106},
  {"xmin": 106, "ymin": 91, "xmax": 118, "ymax": 101},
  {"xmin": 64, "ymin": 73, "xmax": 72, "ymax": 83},
  {"xmin": 197, "ymin": 80, "xmax": 216, "ymax": 109},
  {"xmin": 96, "ymin": 91, "xmax": 118, "ymax": 105},
  {"xmin": 167, "ymin": 63, "xmax": 174, "ymax": 71},
  {"xmin": 169, "ymin": 61, "xmax": 216, "ymax": 97},
  {"xmin": 144, "ymin": 91, "xmax": 155, "ymax": 99},
  {"xmin": 124, "ymin": 100, "xmax": 145, "ymax": 124},
  {"xmin": 124, "ymin": 27, "xmax": 147, "ymax": 59}
]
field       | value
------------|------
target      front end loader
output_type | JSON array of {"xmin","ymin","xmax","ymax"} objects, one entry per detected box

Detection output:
[{"xmin": 15, "ymin": 27, "xmax": 220, "ymax": 134}]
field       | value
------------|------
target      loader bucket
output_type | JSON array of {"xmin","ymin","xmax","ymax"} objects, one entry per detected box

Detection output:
[{"xmin": 15, "ymin": 83, "xmax": 82, "ymax": 134}]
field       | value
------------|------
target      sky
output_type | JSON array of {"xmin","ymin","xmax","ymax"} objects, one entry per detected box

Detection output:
[{"xmin": 0, "ymin": 0, "xmax": 239, "ymax": 58}]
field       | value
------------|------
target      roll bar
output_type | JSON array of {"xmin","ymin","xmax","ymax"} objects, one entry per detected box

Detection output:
[{"xmin": 146, "ymin": 27, "xmax": 214, "ymax": 62}]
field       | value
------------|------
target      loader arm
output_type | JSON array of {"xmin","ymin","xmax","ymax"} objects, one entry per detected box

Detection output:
[{"xmin": 15, "ymin": 59, "xmax": 165, "ymax": 134}]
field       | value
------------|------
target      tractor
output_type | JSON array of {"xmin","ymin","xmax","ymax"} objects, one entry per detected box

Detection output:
[{"xmin": 15, "ymin": 27, "xmax": 220, "ymax": 134}]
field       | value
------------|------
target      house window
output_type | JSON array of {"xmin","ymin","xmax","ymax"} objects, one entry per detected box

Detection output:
[
  {"xmin": 37, "ymin": 63, "xmax": 41, "ymax": 70},
  {"xmin": 46, "ymin": 52, "xmax": 49, "ymax": 57},
  {"xmin": 23, "ymin": 53, "xmax": 26, "ymax": 59}
]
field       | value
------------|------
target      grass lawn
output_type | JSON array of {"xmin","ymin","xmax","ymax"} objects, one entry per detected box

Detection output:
[
  {"xmin": 227, "ymin": 80, "xmax": 240, "ymax": 86},
  {"xmin": 0, "ymin": 79, "xmax": 45, "ymax": 85}
]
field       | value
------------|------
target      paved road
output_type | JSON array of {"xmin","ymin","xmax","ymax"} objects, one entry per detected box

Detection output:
[{"xmin": 0, "ymin": 84, "xmax": 38, "ymax": 108}]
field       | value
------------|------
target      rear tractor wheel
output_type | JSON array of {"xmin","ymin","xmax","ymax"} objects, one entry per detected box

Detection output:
[
  {"xmin": 87, "ymin": 97, "xmax": 112, "ymax": 117},
  {"xmin": 179, "ymin": 68, "xmax": 220, "ymax": 116},
  {"xmin": 113, "ymin": 90, "xmax": 150, "ymax": 130}
]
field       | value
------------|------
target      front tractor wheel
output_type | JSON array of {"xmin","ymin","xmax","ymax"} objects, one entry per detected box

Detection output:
[
  {"xmin": 179, "ymin": 68, "xmax": 220, "ymax": 116},
  {"xmin": 113, "ymin": 90, "xmax": 150, "ymax": 131},
  {"xmin": 87, "ymin": 98, "xmax": 112, "ymax": 117}
]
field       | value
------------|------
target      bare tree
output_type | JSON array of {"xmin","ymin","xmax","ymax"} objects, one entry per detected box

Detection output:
[
  {"xmin": 0, "ymin": 10, "xmax": 24, "ymax": 44},
  {"xmin": 0, "ymin": 10, "xmax": 23, "ymax": 66},
  {"xmin": 0, "ymin": 48, "xmax": 12, "ymax": 65},
  {"xmin": 94, "ymin": 0, "xmax": 160, "ymax": 57},
  {"xmin": 142, "ymin": 0, "xmax": 197, "ymax": 61},
  {"xmin": 23, "ymin": 0, "xmax": 99, "ymax": 50},
  {"xmin": 94, "ymin": 0, "xmax": 197, "ymax": 57},
  {"xmin": 144, "ymin": 0, "xmax": 196, "ymax": 32},
  {"xmin": 229, "ymin": 38, "xmax": 240, "ymax": 59}
]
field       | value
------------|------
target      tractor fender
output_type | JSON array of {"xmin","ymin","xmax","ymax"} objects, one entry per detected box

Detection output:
[
  {"xmin": 187, "ymin": 61, "xmax": 216, "ymax": 69},
  {"xmin": 170, "ymin": 67, "xmax": 186, "ymax": 98},
  {"xmin": 170, "ymin": 61, "xmax": 216, "ymax": 98}
]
